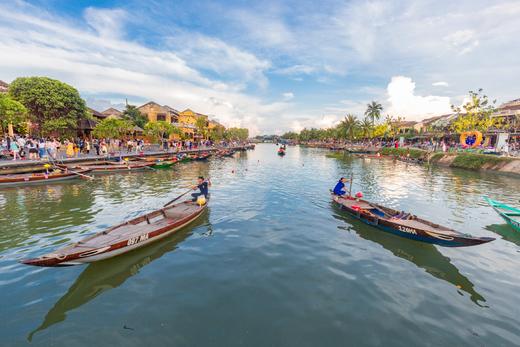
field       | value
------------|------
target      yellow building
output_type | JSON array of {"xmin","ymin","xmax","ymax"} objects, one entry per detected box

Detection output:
[
  {"xmin": 178, "ymin": 109, "xmax": 209, "ymax": 140},
  {"xmin": 137, "ymin": 101, "xmax": 179, "ymax": 123}
]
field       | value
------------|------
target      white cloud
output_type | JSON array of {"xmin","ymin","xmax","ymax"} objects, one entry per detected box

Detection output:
[
  {"xmin": 84, "ymin": 7, "xmax": 127, "ymax": 39},
  {"xmin": 387, "ymin": 76, "xmax": 452, "ymax": 121},
  {"xmin": 0, "ymin": 3, "xmax": 284, "ymax": 136},
  {"xmin": 282, "ymin": 92, "xmax": 294, "ymax": 101},
  {"xmin": 443, "ymin": 30, "xmax": 479, "ymax": 54},
  {"xmin": 432, "ymin": 81, "xmax": 449, "ymax": 87}
]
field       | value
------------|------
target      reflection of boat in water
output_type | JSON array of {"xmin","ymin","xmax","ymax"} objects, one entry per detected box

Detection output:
[
  {"xmin": 485, "ymin": 224, "xmax": 520, "ymax": 247},
  {"xmin": 27, "ymin": 213, "xmax": 209, "ymax": 341},
  {"xmin": 331, "ymin": 208, "xmax": 486, "ymax": 306}
]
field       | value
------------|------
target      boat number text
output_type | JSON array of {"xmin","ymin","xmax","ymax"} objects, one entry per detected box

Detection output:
[
  {"xmin": 128, "ymin": 234, "xmax": 149, "ymax": 246},
  {"xmin": 397, "ymin": 226, "xmax": 417, "ymax": 235}
]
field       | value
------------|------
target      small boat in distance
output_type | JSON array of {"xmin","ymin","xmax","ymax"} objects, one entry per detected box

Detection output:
[
  {"xmin": 277, "ymin": 147, "xmax": 286, "ymax": 156},
  {"xmin": 22, "ymin": 199, "xmax": 208, "ymax": 267},
  {"xmin": 484, "ymin": 197, "xmax": 520, "ymax": 232},
  {"xmin": 0, "ymin": 169, "xmax": 92, "ymax": 187},
  {"xmin": 332, "ymin": 194, "xmax": 494, "ymax": 247}
]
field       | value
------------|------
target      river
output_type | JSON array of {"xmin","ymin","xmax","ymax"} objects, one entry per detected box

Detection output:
[{"xmin": 1, "ymin": 144, "xmax": 519, "ymax": 346}]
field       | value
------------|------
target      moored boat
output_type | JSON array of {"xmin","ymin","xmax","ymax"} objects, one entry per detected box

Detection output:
[
  {"xmin": 68, "ymin": 161, "xmax": 154, "ymax": 172},
  {"xmin": 151, "ymin": 160, "xmax": 176, "ymax": 169},
  {"xmin": 332, "ymin": 194, "xmax": 494, "ymax": 247},
  {"xmin": 484, "ymin": 197, "xmax": 520, "ymax": 232},
  {"xmin": 22, "ymin": 199, "xmax": 208, "ymax": 266},
  {"xmin": 0, "ymin": 169, "xmax": 92, "ymax": 187}
]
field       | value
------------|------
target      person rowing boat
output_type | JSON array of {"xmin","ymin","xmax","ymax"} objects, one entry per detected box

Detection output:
[{"xmin": 191, "ymin": 176, "xmax": 210, "ymax": 202}]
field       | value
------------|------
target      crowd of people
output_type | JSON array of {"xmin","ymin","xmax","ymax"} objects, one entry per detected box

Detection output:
[
  {"xmin": 298, "ymin": 136, "xmax": 520, "ymax": 156},
  {"xmin": 0, "ymin": 135, "xmax": 242, "ymax": 161}
]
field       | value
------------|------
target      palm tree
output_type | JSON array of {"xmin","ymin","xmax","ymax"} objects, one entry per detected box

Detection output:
[
  {"xmin": 365, "ymin": 101, "xmax": 383, "ymax": 125},
  {"xmin": 359, "ymin": 118, "xmax": 373, "ymax": 138},
  {"xmin": 339, "ymin": 114, "xmax": 359, "ymax": 140}
]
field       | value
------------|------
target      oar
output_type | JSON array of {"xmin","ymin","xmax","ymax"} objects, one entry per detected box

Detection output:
[
  {"xmin": 47, "ymin": 154, "xmax": 95, "ymax": 180},
  {"xmin": 164, "ymin": 188, "xmax": 193, "ymax": 207}
]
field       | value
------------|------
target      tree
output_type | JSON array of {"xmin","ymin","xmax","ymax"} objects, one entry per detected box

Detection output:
[
  {"xmin": 364, "ymin": 101, "xmax": 383, "ymax": 125},
  {"xmin": 281, "ymin": 131, "xmax": 299, "ymax": 140},
  {"xmin": 0, "ymin": 94, "xmax": 27, "ymax": 135},
  {"xmin": 450, "ymin": 89, "xmax": 498, "ymax": 133},
  {"xmin": 359, "ymin": 118, "xmax": 374, "ymax": 138},
  {"xmin": 144, "ymin": 121, "xmax": 179, "ymax": 145},
  {"xmin": 224, "ymin": 127, "xmax": 249, "ymax": 141},
  {"xmin": 93, "ymin": 118, "xmax": 134, "ymax": 139},
  {"xmin": 209, "ymin": 125, "xmax": 225, "ymax": 141},
  {"xmin": 338, "ymin": 114, "xmax": 359, "ymax": 140},
  {"xmin": 8, "ymin": 77, "xmax": 87, "ymax": 134},
  {"xmin": 122, "ymin": 105, "xmax": 148, "ymax": 128},
  {"xmin": 195, "ymin": 117, "xmax": 208, "ymax": 139}
]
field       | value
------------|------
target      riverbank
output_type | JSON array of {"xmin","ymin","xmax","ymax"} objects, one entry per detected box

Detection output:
[
  {"xmin": 377, "ymin": 147, "xmax": 520, "ymax": 176},
  {"xmin": 0, "ymin": 145, "xmax": 254, "ymax": 174}
]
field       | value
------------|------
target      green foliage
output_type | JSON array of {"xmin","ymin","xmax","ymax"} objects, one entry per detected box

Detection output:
[
  {"xmin": 224, "ymin": 127, "xmax": 249, "ymax": 141},
  {"xmin": 144, "ymin": 121, "xmax": 179, "ymax": 143},
  {"xmin": 8, "ymin": 77, "xmax": 87, "ymax": 129},
  {"xmin": 122, "ymin": 105, "xmax": 147, "ymax": 128},
  {"xmin": 93, "ymin": 118, "xmax": 134, "ymax": 139},
  {"xmin": 380, "ymin": 147, "xmax": 427, "ymax": 159},
  {"xmin": 364, "ymin": 101, "xmax": 383, "ymax": 124},
  {"xmin": 209, "ymin": 125, "xmax": 225, "ymax": 141},
  {"xmin": 338, "ymin": 114, "xmax": 359, "ymax": 140},
  {"xmin": 195, "ymin": 117, "xmax": 208, "ymax": 139},
  {"xmin": 41, "ymin": 118, "xmax": 77, "ymax": 136},
  {"xmin": 0, "ymin": 93, "xmax": 27, "ymax": 131},
  {"xmin": 450, "ymin": 89, "xmax": 498, "ymax": 133},
  {"xmin": 281, "ymin": 131, "xmax": 299, "ymax": 140},
  {"xmin": 451, "ymin": 153, "xmax": 511, "ymax": 169}
]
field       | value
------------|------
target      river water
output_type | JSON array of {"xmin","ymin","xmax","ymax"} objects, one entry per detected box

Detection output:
[{"xmin": 1, "ymin": 144, "xmax": 519, "ymax": 346}]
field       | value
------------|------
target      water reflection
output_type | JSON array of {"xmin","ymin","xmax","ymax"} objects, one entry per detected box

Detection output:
[
  {"xmin": 485, "ymin": 224, "xmax": 520, "ymax": 247},
  {"xmin": 331, "ymin": 207, "xmax": 486, "ymax": 306},
  {"xmin": 28, "ymin": 212, "xmax": 210, "ymax": 341}
]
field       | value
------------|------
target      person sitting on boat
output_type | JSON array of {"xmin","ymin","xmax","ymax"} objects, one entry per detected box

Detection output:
[
  {"xmin": 191, "ymin": 176, "xmax": 209, "ymax": 202},
  {"xmin": 333, "ymin": 177, "xmax": 348, "ymax": 196}
]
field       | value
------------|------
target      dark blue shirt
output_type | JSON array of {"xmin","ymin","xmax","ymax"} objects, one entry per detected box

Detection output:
[
  {"xmin": 333, "ymin": 181, "xmax": 346, "ymax": 195},
  {"xmin": 198, "ymin": 182, "xmax": 209, "ymax": 197}
]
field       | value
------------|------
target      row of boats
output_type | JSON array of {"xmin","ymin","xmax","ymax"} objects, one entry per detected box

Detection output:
[{"xmin": 0, "ymin": 149, "xmax": 238, "ymax": 187}]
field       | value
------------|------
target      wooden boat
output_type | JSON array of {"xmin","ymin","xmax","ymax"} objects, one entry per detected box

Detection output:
[
  {"xmin": 0, "ymin": 169, "xmax": 91, "ymax": 187},
  {"xmin": 485, "ymin": 197, "xmax": 520, "ymax": 232},
  {"xmin": 151, "ymin": 160, "xmax": 176, "ymax": 169},
  {"xmin": 332, "ymin": 194, "xmax": 494, "ymax": 247},
  {"xmin": 194, "ymin": 153, "xmax": 211, "ymax": 160},
  {"xmin": 70, "ymin": 161, "xmax": 154, "ymax": 172},
  {"xmin": 22, "ymin": 200, "xmax": 208, "ymax": 266}
]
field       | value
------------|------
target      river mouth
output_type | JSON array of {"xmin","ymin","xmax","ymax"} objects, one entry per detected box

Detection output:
[{"xmin": 1, "ymin": 144, "xmax": 519, "ymax": 346}]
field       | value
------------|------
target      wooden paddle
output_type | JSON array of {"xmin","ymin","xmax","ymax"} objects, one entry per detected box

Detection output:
[
  {"xmin": 47, "ymin": 155, "xmax": 95, "ymax": 180},
  {"xmin": 164, "ymin": 188, "xmax": 193, "ymax": 207}
]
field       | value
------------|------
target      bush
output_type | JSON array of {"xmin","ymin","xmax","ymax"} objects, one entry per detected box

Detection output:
[
  {"xmin": 451, "ymin": 153, "xmax": 512, "ymax": 170},
  {"xmin": 380, "ymin": 147, "xmax": 427, "ymax": 159}
]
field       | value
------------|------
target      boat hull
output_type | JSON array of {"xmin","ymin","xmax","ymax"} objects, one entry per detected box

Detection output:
[
  {"xmin": 332, "ymin": 195, "xmax": 494, "ymax": 247},
  {"xmin": 22, "ymin": 201, "xmax": 207, "ymax": 266},
  {"xmin": 0, "ymin": 170, "xmax": 91, "ymax": 187},
  {"xmin": 485, "ymin": 197, "xmax": 520, "ymax": 232}
]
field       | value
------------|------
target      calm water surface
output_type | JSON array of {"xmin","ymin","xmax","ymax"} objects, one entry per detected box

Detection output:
[{"xmin": 1, "ymin": 144, "xmax": 519, "ymax": 346}]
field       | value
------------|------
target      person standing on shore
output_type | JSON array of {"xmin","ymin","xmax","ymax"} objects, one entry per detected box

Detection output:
[{"xmin": 10, "ymin": 140, "xmax": 19, "ymax": 160}]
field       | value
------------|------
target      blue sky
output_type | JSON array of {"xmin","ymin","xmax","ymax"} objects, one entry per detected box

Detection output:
[{"xmin": 0, "ymin": 0, "xmax": 519, "ymax": 134}]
